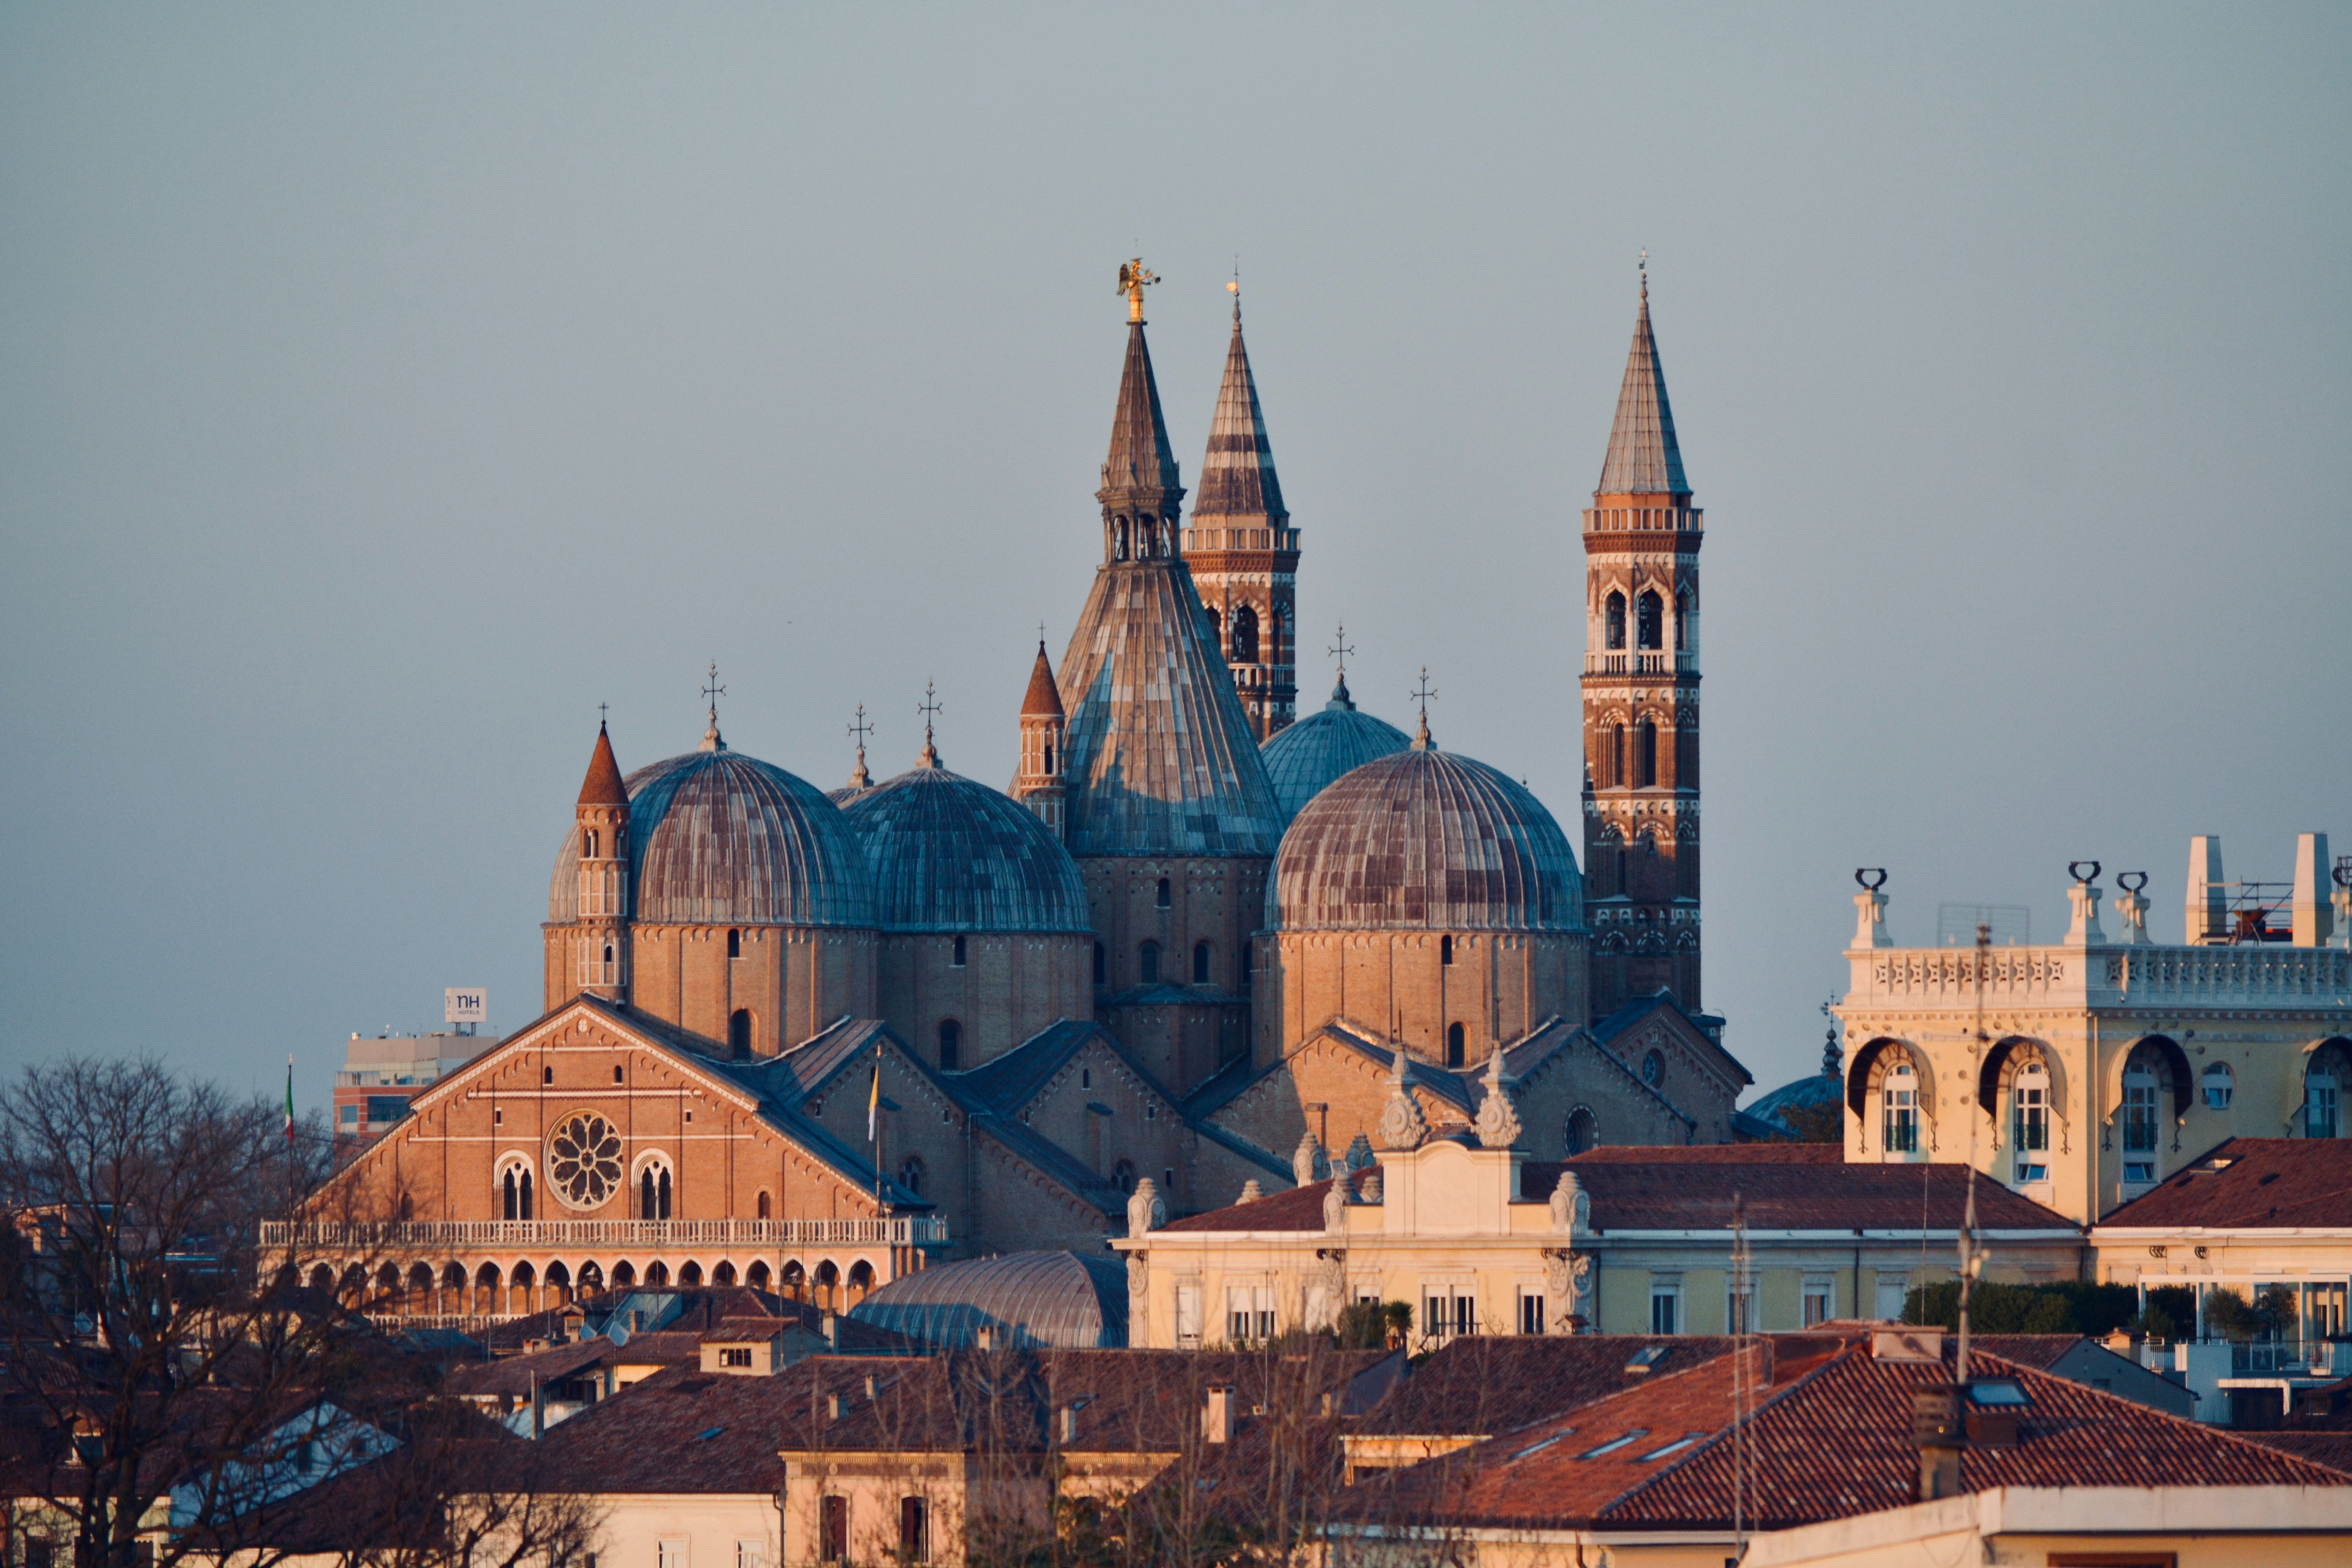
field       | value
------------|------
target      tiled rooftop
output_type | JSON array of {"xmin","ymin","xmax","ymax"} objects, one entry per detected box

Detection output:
[{"xmin": 2096, "ymin": 1138, "xmax": 2352, "ymax": 1227}]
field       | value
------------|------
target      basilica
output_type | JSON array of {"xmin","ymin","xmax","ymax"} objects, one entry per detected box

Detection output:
[{"xmin": 309, "ymin": 264, "xmax": 1753, "ymax": 1322}]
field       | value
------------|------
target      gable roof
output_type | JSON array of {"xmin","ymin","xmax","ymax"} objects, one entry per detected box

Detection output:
[
  {"xmin": 1339, "ymin": 1334, "xmax": 2349, "ymax": 1536},
  {"xmin": 2096, "ymin": 1138, "xmax": 2352, "ymax": 1228},
  {"xmin": 1535, "ymin": 1151, "xmax": 2076, "ymax": 1232},
  {"xmin": 1352, "ymin": 1334, "xmax": 1739, "ymax": 1438},
  {"xmin": 1589, "ymin": 991, "xmax": 1752, "ymax": 1090}
]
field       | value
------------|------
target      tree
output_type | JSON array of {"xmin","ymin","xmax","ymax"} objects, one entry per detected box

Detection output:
[{"xmin": 0, "ymin": 1056, "xmax": 590, "ymax": 1568}]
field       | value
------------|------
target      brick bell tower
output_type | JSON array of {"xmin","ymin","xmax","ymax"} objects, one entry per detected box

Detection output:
[
  {"xmin": 1182, "ymin": 284, "xmax": 1299, "ymax": 742},
  {"xmin": 1581, "ymin": 264, "xmax": 1702, "ymax": 1020},
  {"xmin": 568, "ymin": 719, "xmax": 631, "ymax": 1004}
]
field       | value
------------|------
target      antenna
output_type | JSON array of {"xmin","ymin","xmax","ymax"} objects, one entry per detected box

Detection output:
[
  {"xmin": 1731, "ymin": 1189, "xmax": 1749, "ymax": 1555},
  {"xmin": 1958, "ymin": 920, "xmax": 1989, "ymax": 1395}
]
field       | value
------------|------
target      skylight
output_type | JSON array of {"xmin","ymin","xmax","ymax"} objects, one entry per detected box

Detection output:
[
  {"xmin": 695, "ymin": 1426, "xmax": 726, "ymax": 1441},
  {"xmin": 1968, "ymin": 1380, "xmax": 2029, "ymax": 1407},
  {"xmin": 1624, "ymin": 1347, "xmax": 1669, "ymax": 1373},
  {"xmin": 1636, "ymin": 1435, "xmax": 1699, "ymax": 1461},
  {"xmin": 1578, "ymin": 1429, "xmax": 1650, "ymax": 1459},
  {"xmin": 1508, "ymin": 1432, "xmax": 1570, "ymax": 1462}
]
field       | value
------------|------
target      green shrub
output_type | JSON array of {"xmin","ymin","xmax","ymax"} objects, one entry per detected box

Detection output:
[
  {"xmin": 2131, "ymin": 1285, "xmax": 2195, "ymax": 1342},
  {"xmin": 1902, "ymin": 1279, "xmax": 2138, "ymax": 1336}
]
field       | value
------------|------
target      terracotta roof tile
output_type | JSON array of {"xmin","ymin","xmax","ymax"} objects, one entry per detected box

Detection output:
[
  {"xmin": 1353, "ymin": 1335, "xmax": 1737, "ymax": 1437},
  {"xmin": 1539, "ymin": 1152, "xmax": 2076, "ymax": 1232},
  {"xmin": 2097, "ymin": 1138, "xmax": 2352, "ymax": 1228},
  {"xmin": 577, "ymin": 722, "xmax": 627, "ymax": 806},
  {"xmin": 1339, "ymin": 1334, "xmax": 2350, "ymax": 1535},
  {"xmin": 1019, "ymin": 642, "xmax": 1064, "ymax": 718}
]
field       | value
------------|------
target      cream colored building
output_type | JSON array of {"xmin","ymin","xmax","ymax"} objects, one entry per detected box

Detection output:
[
  {"xmin": 1116, "ymin": 1077, "xmax": 2079, "ymax": 1352},
  {"xmin": 1834, "ymin": 835, "xmax": 2352, "ymax": 1226}
]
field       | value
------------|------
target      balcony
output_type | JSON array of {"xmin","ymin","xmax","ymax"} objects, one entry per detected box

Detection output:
[
  {"xmin": 263, "ymin": 1216, "xmax": 949, "ymax": 1253},
  {"xmin": 1584, "ymin": 652, "xmax": 1699, "ymax": 676}
]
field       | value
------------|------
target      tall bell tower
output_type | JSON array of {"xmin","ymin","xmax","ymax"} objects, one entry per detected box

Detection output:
[
  {"xmin": 1183, "ymin": 285, "xmax": 1299, "ymax": 742},
  {"xmin": 1581, "ymin": 265, "xmax": 1703, "ymax": 1020}
]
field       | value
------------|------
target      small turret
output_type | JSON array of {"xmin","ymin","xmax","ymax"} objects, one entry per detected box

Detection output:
[
  {"xmin": 1013, "ymin": 642, "xmax": 1066, "ymax": 835},
  {"xmin": 573, "ymin": 720, "xmax": 631, "ymax": 1001}
]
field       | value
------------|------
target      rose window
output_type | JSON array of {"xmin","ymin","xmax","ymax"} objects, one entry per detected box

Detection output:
[{"xmin": 546, "ymin": 1113, "xmax": 623, "ymax": 1210}]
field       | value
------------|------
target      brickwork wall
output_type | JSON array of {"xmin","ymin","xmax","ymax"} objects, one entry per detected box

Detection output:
[
  {"xmin": 876, "ymin": 931, "xmax": 1091, "ymax": 1072},
  {"xmin": 1255, "ymin": 931, "xmax": 1588, "ymax": 1069}
]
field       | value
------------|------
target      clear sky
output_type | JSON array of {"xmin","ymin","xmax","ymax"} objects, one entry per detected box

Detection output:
[{"xmin": 2, "ymin": 5, "xmax": 2345, "ymax": 1114}]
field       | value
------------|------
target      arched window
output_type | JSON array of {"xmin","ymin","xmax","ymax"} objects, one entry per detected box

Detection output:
[
  {"xmin": 1566, "ymin": 1106, "xmax": 1598, "ymax": 1154},
  {"xmin": 1604, "ymin": 592, "xmax": 1626, "ymax": 651},
  {"xmin": 952, "ymin": 934, "xmax": 967, "ymax": 967},
  {"xmin": 1093, "ymin": 942, "xmax": 1107, "ymax": 986},
  {"xmin": 677, "ymin": 1261, "xmax": 702, "ymax": 1287},
  {"xmin": 1637, "ymin": 590, "xmax": 1663, "ymax": 650},
  {"xmin": 2201, "ymin": 1062, "xmax": 2234, "ymax": 1109},
  {"xmin": 1606, "ymin": 725, "xmax": 1625, "ymax": 789},
  {"xmin": 938, "ymin": 1019, "xmax": 961, "ymax": 1071},
  {"xmin": 1440, "ymin": 935, "xmax": 1454, "ymax": 966},
  {"xmin": 644, "ymin": 1261, "xmax": 670, "ymax": 1289},
  {"xmin": 728, "ymin": 1009, "xmax": 751, "ymax": 1056},
  {"xmin": 897, "ymin": 1154, "xmax": 926, "ymax": 1197},
  {"xmin": 502, "ymin": 1167, "xmax": 519, "ymax": 1221},
  {"xmin": 1883, "ymin": 1062, "xmax": 1919, "ymax": 1153},
  {"xmin": 1635, "ymin": 720, "xmax": 1658, "ymax": 788},
  {"xmin": 1115, "ymin": 519, "xmax": 1129, "ymax": 560},
  {"xmin": 583, "ymin": 828, "xmax": 599, "ymax": 859},
  {"xmin": 1112, "ymin": 1158, "xmax": 1136, "ymax": 1194},
  {"xmin": 711, "ymin": 1261, "xmax": 735, "ymax": 1286},
  {"xmin": 1446, "ymin": 1023, "xmax": 1466, "ymax": 1069},
  {"xmin": 1155, "ymin": 877, "xmax": 1172, "ymax": 909},
  {"xmin": 1674, "ymin": 589, "xmax": 1691, "ymax": 651},
  {"xmin": 780, "ymin": 1260, "xmax": 805, "ymax": 1301},
  {"xmin": 746, "ymin": 1260, "xmax": 770, "ymax": 1291},
  {"xmin": 2011, "ymin": 1062, "xmax": 2050, "ymax": 1182},
  {"xmin": 1138, "ymin": 942, "xmax": 1160, "ymax": 985},
  {"xmin": 756, "ymin": 1189, "xmax": 771, "ymax": 1220},
  {"xmin": 1192, "ymin": 942, "xmax": 1211, "ymax": 984},
  {"xmin": 726, "ymin": 928, "xmax": 741, "ymax": 958},
  {"xmin": 1230, "ymin": 604, "xmax": 1259, "ymax": 664},
  {"xmin": 639, "ymin": 1160, "xmax": 672, "ymax": 1221},
  {"xmin": 1205, "ymin": 606, "xmax": 1221, "ymax": 645}
]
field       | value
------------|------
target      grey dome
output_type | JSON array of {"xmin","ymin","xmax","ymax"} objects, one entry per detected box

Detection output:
[
  {"xmin": 848, "ymin": 1250, "xmax": 1126, "ymax": 1349},
  {"xmin": 1260, "ymin": 680, "xmax": 1411, "ymax": 821},
  {"xmin": 840, "ymin": 764, "xmax": 1092, "ymax": 933},
  {"xmin": 1745, "ymin": 1062, "xmax": 1843, "ymax": 1137},
  {"xmin": 548, "ymin": 749, "xmax": 876, "ymax": 927},
  {"xmin": 1271, "ymin": 745, "xmax": 1584, "ymax": 933}
]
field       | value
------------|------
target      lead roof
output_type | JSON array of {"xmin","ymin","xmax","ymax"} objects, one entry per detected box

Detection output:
[
  {"xmin": 840, "ymin": 763, "xmax": 1091, "ymax": 933},
  {"xmin": 1190, "ymin": 304, "xmax": 1287, "ymax": 524}
]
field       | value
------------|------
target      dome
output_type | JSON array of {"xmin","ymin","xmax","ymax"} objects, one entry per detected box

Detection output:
[
  {"xmin": 1271, "ymin": 743, "xmax": 1584, "ymax": 933},
  {"xmin": 848, "ymin": 1250, "xmax": 1126, "ymax": 1348},
  {"xmin": 1259, "ymin": 678, "xmax": 1411, "ymax": 821},
  {"xmin": 1744, "ymin": 1040, "xmax": 1845, "ymax": 1137},
  {"xmin": 548, "ymin": 748, "xmax": 875, "ymax": 927},
  {"xmin": 840, "ymin": 764, "xmax": 1092, "ymax": 933}
]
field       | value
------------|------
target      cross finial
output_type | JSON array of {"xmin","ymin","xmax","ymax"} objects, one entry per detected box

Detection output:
[
  {"xmin": 1409, "ymin": 667, "xmax": 1436, "ymax": 750},
  {"xmin": 916, "ymin": 681, "xmax": 944, "ymax": 768},
  {"xmin": 1639, "ymin": 249, "xmax": 1648, "ymax": 302},
  {"xmin": 846, "ymin": 704, "xmax": 872, "ymax": 790},
  {"xmin": 598, "ymin": 701, "xmax": 608, "ymax": 729},
  {"xmin": 1118, "ymin": 258, "xmax": 1158, "ymax": 323},
  {"xmin": 1328, "ymin": 623, "xmax": 1354, "ymax": 681},
  {"xmin": 699, "ymin": 662, "xmax": 728, "ymax": 752}
]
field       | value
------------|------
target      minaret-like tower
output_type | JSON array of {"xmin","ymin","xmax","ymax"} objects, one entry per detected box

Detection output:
[
  {"xmin": 1183, "ymin": 285, "xmax": 1299, "ymax": 741},
  {"xmin": 1581, "ymin": 265, "xmax": 1703, "ymax": 1020},
  {"xmin": 572, "ymin": 719, "xmax": 631, "ymax": 1003},
  {"xmin": 1012, "ymin": 640, "xmax": 1067, "ymax": 834}
]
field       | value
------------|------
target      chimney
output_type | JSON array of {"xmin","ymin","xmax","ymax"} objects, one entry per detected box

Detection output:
[
  {"xmin": 1912, "ymin": 1383, "xmax": 1964, "ymax": 1502},
  {"xmin": 2292, "ymin": 833, "xmax": 2334, "ymax": 948},
  {"xmin": 825, "ymin": 1392, "xmax": 845, "ymax": 1423},
  {"xmin": 1202, "ymin": 1385, "xmax": 1236, "ymax": 1445},
  {"xmin": 864, "ymin": 1374, "xmax": 879, "ymax": 1402},
  {"xmin": 2187, "ymin": 837, "xmax": 2226, "ymax": 944},
  {"xmin": 1060, "ymin": 1405, "xmax": 1078, "ymax": 1443},
  {"xmin": 821, "ymin": 1310, "xmax": 838, "ymax": 1348},
  {"xmin": 975, "ymin": 1325, "xmax": 1001, "ymax": 1352}
]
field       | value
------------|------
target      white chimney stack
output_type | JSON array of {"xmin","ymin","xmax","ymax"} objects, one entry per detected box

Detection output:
[
  {"xmin": 2187, "ymin": 836, "xmax": 2226, "ymax": 944},
  {"xmin": 2292, "ymin": 833, "xmax": 2334, "ymax": 948}
]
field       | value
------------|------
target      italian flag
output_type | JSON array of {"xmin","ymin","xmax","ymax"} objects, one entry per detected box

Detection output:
[{"xmin": 284, "ymin": 1055, "xmax": 295, "ymax": 1141}]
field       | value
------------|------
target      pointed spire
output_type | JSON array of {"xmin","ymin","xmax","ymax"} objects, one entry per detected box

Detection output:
[
  {"xmin": 1097, "ymin": 263, "xmax": 1183, "ymax": 521},
  {"xmin": 1595, "ymin": 259, "xmax": 1691, "ymax": 498},
  {"xmin": 577, "ymin": 719, "xmax": 627, "ymax": 806},
  {"xmin": 1020, "ymin": 641, "xmax": 1064, "ymax": 719},
  {"xmin": 1191, "ymin": 293, "xmax": 1288, "ymax": 526}
]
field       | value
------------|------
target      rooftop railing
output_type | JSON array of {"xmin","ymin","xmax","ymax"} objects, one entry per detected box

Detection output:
[{"xmin": 263, "ymin": 1216, "xmax": 949, "ymax": 1252}]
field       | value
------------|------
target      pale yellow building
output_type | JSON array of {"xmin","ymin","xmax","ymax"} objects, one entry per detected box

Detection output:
[{"xmin": 1834, "ymin": 837, "xmax": 2352, "ymax": 1226}]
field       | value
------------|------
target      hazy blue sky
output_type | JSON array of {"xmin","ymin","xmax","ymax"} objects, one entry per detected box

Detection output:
[{"xmin": 3, "ymin": 5, "xmax": 2346, "ymax": 1114}]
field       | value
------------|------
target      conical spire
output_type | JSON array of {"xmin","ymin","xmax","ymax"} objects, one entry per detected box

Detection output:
[
  {"xmin": 1595, "ymin": 265, "xmax": 1690, "ymax": 498},
  {"xmin": 1191, "ymin": 299, "xmax": 1287, "ymax": 525},
  {"xmin": 1020, "ymin": 641, "xmax": 1064, "ymax": 718},
  {"xmin": 1096, "ymin": 321, "xmax": 1183, "ymax": 512},
  {"xmin": 577, "ymin": 720, "xmax": 627, "ymax": 806}
]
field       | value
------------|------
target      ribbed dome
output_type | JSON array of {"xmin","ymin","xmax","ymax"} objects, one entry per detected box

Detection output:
[
  {"xmin": 1271, "ymin": 746, "xmax": 1584, "ymax": 932},
  {"xmin": 1259, "ymin": 681, "xmax": 1411, "ymax": 821},
  {"xmin": 548, "ymin": 750, "xmax": 875, "ymax": 927},
  {"xmin": 840, "ymin": 764, "xmax": 1092, "ymax": 933},
  {"xmin": 849, "ymin": 1250, "xmax": 1126, "ymax": 1349}
]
